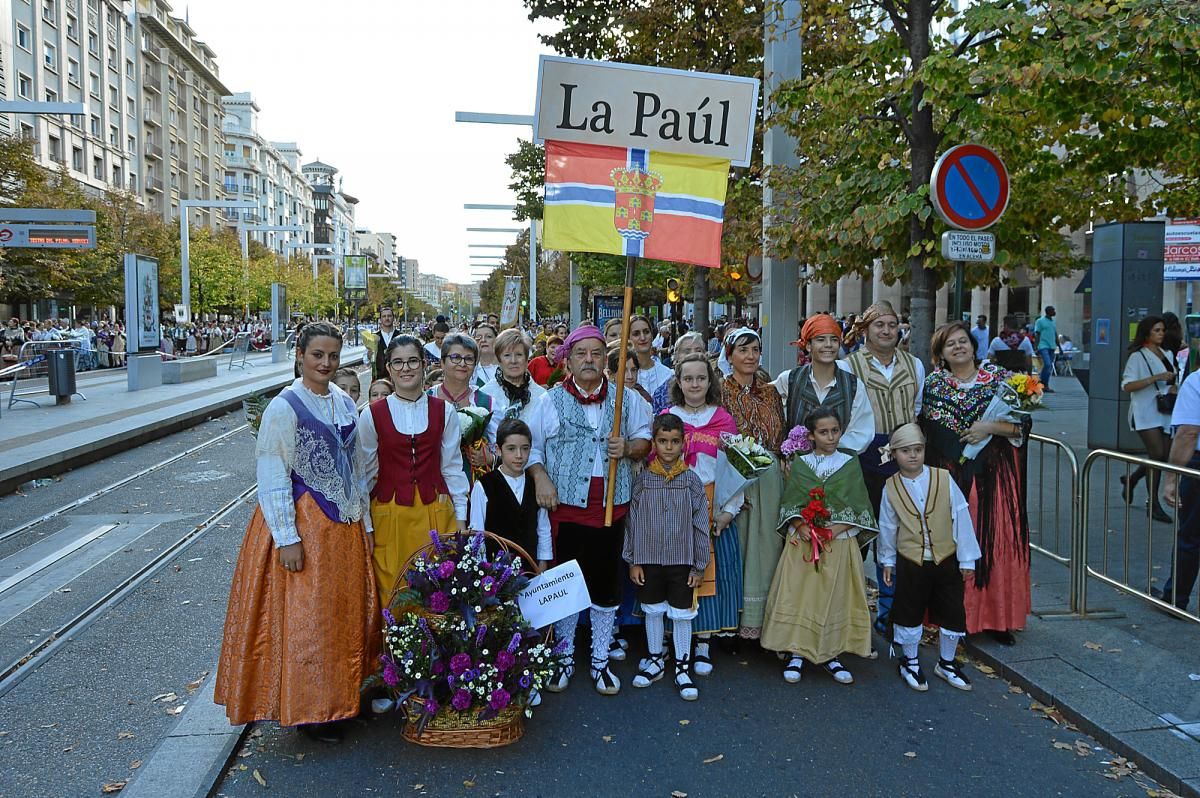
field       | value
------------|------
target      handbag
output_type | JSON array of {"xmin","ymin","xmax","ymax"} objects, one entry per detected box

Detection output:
[{"xmin": 1139, "ymin": 350, "xmax": 1177, "ymax": 414}]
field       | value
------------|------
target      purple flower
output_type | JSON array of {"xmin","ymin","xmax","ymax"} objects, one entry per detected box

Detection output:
[
  {"xmin": 430, "ymin": 530, "xmax": 444, "ymax": 552},
  {"xmin": 450, "ymin": 653, "xmax": 472, "ymax": 675},
  {"xmin": 519, "ymin": 674, "xmax": 533, "ymax": 689},
  {"xmin": 432, "ymin": 659, "xmax": 446, "ymax": 675},
  {"xmin": 488, "ymin": 688, "xmax": 511, "ymax": 711},
  {"xmin": 475, "ymin": 624, "xmax": 488, "ymax": 646},
  {"xmin": 381, "ymin": 657, "xmax": 400, "ymax": 687},
  {"xmin": 381, "ymin": 608, "xmax": 395, "ymax": 626},
  {"xmin": 481, "ymin": 576, "xmax": 496, "ymax": 595},
  {"xmin": 438, "ymin": 559, "xmax": 457, "ymax": 579},
  {"xmin": 429, "ymin": 592, "xmax": 450, "ymax": 613},
  {"xmin": 507, "ymin": 633, "xmax": 522, "ymax": 653},
  {"xmin": 451, "ymin": 689, "xmax": 472, "ymax": 711},
  {"xmin": 496, "ymin": 650, "xmax": 516, "ymax": 671},
  {"xmin": 423, "ymin": 698, "xmax": 439, "ymax": 715}
]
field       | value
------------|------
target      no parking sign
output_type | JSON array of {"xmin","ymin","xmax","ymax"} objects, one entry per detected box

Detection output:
[{"xmin": 930, "ymin": 144, "xmax": 1010, "ymax": 231}]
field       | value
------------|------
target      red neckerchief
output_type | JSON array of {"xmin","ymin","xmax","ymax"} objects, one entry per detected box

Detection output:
[{"xmin": 562, "ymin": 377, "xmax": 608, "ymax": 405}]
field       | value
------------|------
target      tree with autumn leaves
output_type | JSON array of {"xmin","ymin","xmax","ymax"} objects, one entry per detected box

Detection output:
[{"xmin": 519, "ymin": 0, "xmax": 1199, "ymax": 360}]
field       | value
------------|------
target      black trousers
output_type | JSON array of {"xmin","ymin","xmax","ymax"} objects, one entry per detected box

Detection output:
[
  {"xmin": 556, "ymin": 519, "xmax": 625, "ymax": 608},
  {"xmin": 890, "ymin": 556, "xmax": 967, "ymax": 633}
]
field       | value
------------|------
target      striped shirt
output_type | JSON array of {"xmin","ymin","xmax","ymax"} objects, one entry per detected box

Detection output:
[{"xmin": 623, "ymin": 468, "xmax": 712, "ymax": 575}]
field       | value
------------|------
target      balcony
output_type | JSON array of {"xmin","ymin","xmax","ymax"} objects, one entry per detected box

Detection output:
[
  {"xmin": 143, "ymin": 106, "xmax": 162, "ymax": 126},
  {"xmin": 144, "ymin": 70, "xmax": 162, "ymax": 93},
  {"xmin": 145, "ymin": 142, "xmax": 163, "ymax": 160},
  {"xmin": 223, "ymin": 152, "xmax": 259, "ymax": 171},
  {"xmin": 146, "ymin": 175, "xmax": 164, "ymax": 193},
  {"xmin": 222, "ymin": 180, "xmax": 237, "ymax": 193},
  {"xmin": 142, "ymin": 43, "xmax": 164, "ymax": 63},
  {"xmin": 241, "ymin": 184, "xmax": 257, "ymax": 196}
]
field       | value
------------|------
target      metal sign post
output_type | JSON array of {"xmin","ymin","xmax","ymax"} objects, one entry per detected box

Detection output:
[{"xmin": 0, "ymin": 209, "xmax": 97, "ymax": 250}]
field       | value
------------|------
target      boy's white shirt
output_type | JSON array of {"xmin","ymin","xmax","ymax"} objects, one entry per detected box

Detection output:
[
  {"xmin": 468, "ymin": 468, "xmax": 553, "ymax": 561},
  {"xmin": 877, "ymin": 465, "xmax": 982, "ymax": 568}
]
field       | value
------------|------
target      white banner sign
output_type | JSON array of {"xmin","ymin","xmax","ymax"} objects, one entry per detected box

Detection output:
[
  {"xmin": 535, "ymin": 55, "xmax": 760, "ymax": 167},
  {"xmin": 941, "ymin": 231, "xmax": 996, "ymax": 262},
  {"xmin": 517, "ymin": 559, "xmax": 591, "ymax": 630},
  {"xmin": 1165, "ymin": 220, "xmax": 1200, "ymax": 282},
  {"xmin": 500, "ymin": 276, "xmax": 523, "ymax": 326}
]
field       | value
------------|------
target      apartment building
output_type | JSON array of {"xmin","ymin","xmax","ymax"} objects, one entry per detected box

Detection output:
[
  {"xmin": 356, "ymin": 229, "xmax": 398, "ymax": 277},
  {"xmin": 416, "ymin": 271, "xmax": 446, "ymax": 309},
  {"xmin": 220, "ymin": 92, "xmax": 314, "ymax": 257},
  {"xmin": 2, "ymin": 0, "xmax": 139, "ymax": 196},
  {"xmin": 134, "ymin": 0, "xmax": 226, "ymax": 228}
]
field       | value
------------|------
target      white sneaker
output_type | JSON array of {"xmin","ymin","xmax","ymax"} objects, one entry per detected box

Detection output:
[
  {"xmin": 934, "ymin": 659, "xmax": 973, "ymax": 691},
  {"xmin": 783, "ymin": 656, "xmax": 804, "ymax": 683},
  {"xmin": 693, "ymin": 641, "xmax": 713, "ymax": 677},
  {"xmin": 370, "ymin": 697, "xmax": 395, "ymax": 714}
]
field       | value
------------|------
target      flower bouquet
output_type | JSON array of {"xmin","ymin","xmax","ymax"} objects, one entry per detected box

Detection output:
[
  {"xmin": 789, "ymin": 487, "xmax": 834, "ymax": 571},
  {"xmin": 779, "ymin": 425, "xmax": 812, "ymax": 459},
  {"xmin": 242, "ymin": 392, "xmax": 268, "ymax": 437},
  {"xmin": 370, "ymin": 530, "xmax": 563, "ymax": 747},
  {"xmin": 1005, "ymin": 372, "xmax": 1044, "ymax": 411},
  {"xmin": 457, "ymin": 406, "xmax": 494, "ymax": 479},
  {"xmin": 715, "ymin": 432, "xmax": 775, "ymax": 509},
  {"xmin": 961, "ymin": 381, "xmax": 1030, "ymax": 462}
]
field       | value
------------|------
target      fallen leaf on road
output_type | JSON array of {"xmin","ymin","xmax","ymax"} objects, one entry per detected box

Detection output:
[
  {"xmin": 1073, "ymin": 740, "xmax": 1092, "ymax": 757},
  {"xmin": 602, "ymin": 735, "xmax": 614, "ymax": 743},
  {"xmin": 252, "ymin": 769, "xmax": 267, "ymax": 787},
  {"xmin": 100, "ymin": 782, "xmax": 127, "ymax": 794},
  {"xmin": 412, "ymin": 784, "xmax": 424, "ymax": 790},
  {"xmin": 463, "ymin": 779, "xmax": 476, "ymax": 788},
  {"xmin": 151, "ymin": 692, "xmax": 177, "ymax": 703},
  {"xmin": 294, "ymin": 753, "xmax": 305, "ymax": 762},
  {"xmin": 973, "ymin": 663, "xmax": 995, "ymax": 676},
  {"xmin": 130, "ymin": 760, "xmax": 142, "ymax": 770},
  {"xmin": 1084, "ymin": 641, "xmax": 1103, "ymax": 651},
  {"xmin": 678, "ymin": 720, "xmax": 690, "ymax": 726},
  {"xmin": 1053, "ymin": 742, "xmax": 1072, "ymax": 751},
  {"xmin": 116, "ymin": 731, "xmax": 134, "ymax": 740},
  {"xmin": 168, "ymin": 704, "xmax": 185, "ymax": 715},
  {"xmin": 1008, "ymin": 685, "xmax": 1024, "ymax": 694},
  {"xmin": 671, "ymin": 791, "xmax": 688, "ymax": 797},
  {"xmin": 703, "ymin": 754, "xmax": 724, "ymax": 764},
  {"xmin": 62, "ymin": 744, "xmax": 75, "ymax": 753},
  {"xmin": 903, "ymin": 751, "xmax": 917, "ymax": 758}
]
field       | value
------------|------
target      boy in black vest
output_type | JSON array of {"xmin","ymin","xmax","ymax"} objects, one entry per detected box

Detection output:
[{"xmin": 468, "ymin": 418, "xmax": 551, "ymax": 567}]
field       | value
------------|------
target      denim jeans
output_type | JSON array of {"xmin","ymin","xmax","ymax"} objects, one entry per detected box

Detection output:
[
  {"xmin": 1038, "ymin": 348, "xmax": 1054, "ymax": 385},
  {"xmin": 1160, "ymin": 453, "xmax": 1200, "ymax": 611}
]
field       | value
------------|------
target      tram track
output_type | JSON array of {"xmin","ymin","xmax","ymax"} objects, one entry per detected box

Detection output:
[{"xmin": 0, "ymin": 482, "xmax": 258, "ymax": 698}]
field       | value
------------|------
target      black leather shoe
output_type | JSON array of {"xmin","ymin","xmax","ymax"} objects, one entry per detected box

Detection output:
[
  {"xmin": 988, "ymin": 630, "xmax": 1016, "ymax": 646},
  {"xmin": 1151, "ymin": 503, "xmax": 1173, "ymax": 523},
  {"xmin": 299, "ymin": 721, "xmax": 344, "ymax": 744}
]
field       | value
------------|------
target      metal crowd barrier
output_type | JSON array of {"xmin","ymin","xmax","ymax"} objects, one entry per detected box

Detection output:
[
  {"xmin": 3, "ymin": 339, "xmax": 83, "ymax": 413},
  {"xmin": 1027, "ymin": 433, "xmax": 1078, "ymax": 567},
  {"xmin": 227, "ymin": 332, "xmax": 253, "ymax": 370},
  {"xmin": 1077, "ymin": 450, "xmax": 1200, "ymax": 624}
]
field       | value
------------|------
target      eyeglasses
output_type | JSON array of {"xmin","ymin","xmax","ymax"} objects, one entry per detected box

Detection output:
[
  {"xmin": 445, "ymin": 353, "xmax": 477, "ymax": 366},
  {"xmin": 388, "ymin": 357, "xmax": 423, "ymax": 371}
]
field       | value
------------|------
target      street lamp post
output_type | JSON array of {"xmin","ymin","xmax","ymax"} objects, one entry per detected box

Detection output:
[{"xmin": 179, "ymin": 199, "xmax": 256, "ymax": 320}]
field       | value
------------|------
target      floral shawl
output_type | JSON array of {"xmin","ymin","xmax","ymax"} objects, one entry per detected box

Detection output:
[
  {"xmin": 720, "ymin": 374, "xmax": 785, "ymax": 454},
  {"xmin": 921, "ymin": 362, "xmax": 1011, "ymax": 434},
  {"xmin": 778, "ymin": 453, "xmax": 877, "ymax": 534}
]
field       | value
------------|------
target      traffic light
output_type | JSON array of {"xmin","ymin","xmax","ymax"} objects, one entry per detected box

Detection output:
[{"xmin": 666, "ymin": 277, "xmax": 681, "ymax": 304}]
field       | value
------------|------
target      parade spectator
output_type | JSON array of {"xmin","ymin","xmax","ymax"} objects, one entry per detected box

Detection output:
[
  {"xmin": 971, "ymin": 315, "xmax": 990, "ymax": 354},
  {"xmin": 986, "ymin": 315, "xmax": 1035, "ymax": 374},
  {"xmin": 215, "ymin": 322, "xmax": 378, "ymax": 744},
  {"xmin": 1159, "ymin": 369, "xmax": 1200, "ymax": 612},
  {"xmin": 1034, "ymin": 306, "xmax": 1058, "ymax": 391},
  {"xmin": 528, "ymin": 335, "xmax": 563, "ymax": 387},
  {"xmin": 773, "ymin": 314, "xmax": 875, "ymax": 454},
  {"xmin": 526, "ymin": 325, "xmax": 653, "ymax": 696},
  {"xmin": 480, "ymin": 328, "xmax": 546, "ymax": 445},
  {"xmin": 921, "ymin": 321, "xmax": 1031, "ymax": 645},
  {"xmin": 1121, "ymin": 315, "xmax": 1177, "ymax": 523}
]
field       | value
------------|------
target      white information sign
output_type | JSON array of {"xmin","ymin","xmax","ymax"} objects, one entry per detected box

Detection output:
[
  {"xmin": 517, "ymin": 559, "xmax": 591, "ymax": 630},
  {"xmin": 535, "ymin": 55, "xmax": 760, "ymax": 167},
  {"xmin": 941, "ymin": 231, "xmax": 996, "ymax": 262},
  {"xmin": 1164, "ymin": 219, "xmax": 1200, "ymax": 282}
]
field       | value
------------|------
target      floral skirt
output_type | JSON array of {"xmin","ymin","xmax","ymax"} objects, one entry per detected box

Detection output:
[{"xmin": 215, "ymin": 493, "xmax": 380, "ymax": 727}]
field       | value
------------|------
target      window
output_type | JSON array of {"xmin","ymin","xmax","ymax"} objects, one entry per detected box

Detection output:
[
  {"xmin": 127, "ymin": 135, "xmax": 135, "ymax": 154},
  {"xmin": 20, "ymin": 124, "xmax": 34, "ymax": 141},
  {"xmin": 126, "ymin": 97, "xmax": 134, "ymax": 117},
  {"xmin": 89, "ymin": 114, "xmax": 99, "ymax": 135},
  {"xmin": 93, "ymin": 156, "xmax": 103, "ymax": 180},
  {"xmin": 108, "ymin": 85, "xmax": 118, "ymax": 108},
  {"xmin": 45, "ymin": 88, "xmax": 58, "ymax": 103},
  {"xmin": 66, "ymin": 15, "xmax": 77, "ymax": 40},
  {"xmin": 72, "ymin": 146, "xmax": 83, "ymax": 171},
  {"xmin": 16, "ymin": 24, "xmax": 31, "ymax": 51},
  {"xmin": 112, "ymin": 165, "xmax": 123, "ymax": 186},
  {"xmin": 109, "ymin": 125, "xmax": 117, "ymax": 146},
  {"xmin": 44, "ymin": 42, "xmax": 57, "ymax": 70},
  {"xmin": 128, "ymin": 173, "xmax": 137, "ymax": 191},
  {"xmin": 49, "ymin": 136, "xmax": 62, "ymax": 162},
  {"xmin": 125, "ymin": 59, "xmax": 134, "ymax": 78},
  {"xmin": 88, "ymin": 72, "xmax": 99, "ymax": 97},
  {"xmin": 17, "ymin": 73, "xmax": 32, "ymax": 100},
  {"xmin": 42, "ymin": 0, "xmax": 56, "ymax": 24},
  {"xmin": 107, "ymin": 46, "xmax": 117, "ymax": 72},
  {"xmin": 67, "ymin": 58, "xmax": 79, "ymax": 85},
  {"xmin": 87, "ymin": 32, "xmax": 98, "ymax": 55}
]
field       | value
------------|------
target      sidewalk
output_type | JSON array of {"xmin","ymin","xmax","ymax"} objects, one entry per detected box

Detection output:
[
  {"xmin": 964, "ymin": 376, "xmax": 1200, "ymax": 798},
  {"xmin": 0, "ymin": 345, "xmax": 366, "ymax": 494}
]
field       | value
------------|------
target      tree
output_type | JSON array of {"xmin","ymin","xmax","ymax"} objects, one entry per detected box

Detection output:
[{"xmin": 766, "ymin": 0, "xmax": 1200, "ymax": 362}]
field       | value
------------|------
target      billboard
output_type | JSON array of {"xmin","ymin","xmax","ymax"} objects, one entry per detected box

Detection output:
[
  {"xmin": 124, "ymin": 254, "xmax": 160, "ymax": 353},
  {"xmin": 344, "ymin": 255, "xmax": 368, "ymax": 289},
  {"xmin": 1164, "ymin": 220, "xmax": 1200, "ymax": 281}
]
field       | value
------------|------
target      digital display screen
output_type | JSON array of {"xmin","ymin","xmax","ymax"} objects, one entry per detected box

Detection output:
[{"xmin": 28, "ymin": 227, "xmax": 93, "ymax": 245}]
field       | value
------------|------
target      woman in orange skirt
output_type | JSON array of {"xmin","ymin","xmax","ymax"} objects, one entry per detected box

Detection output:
[{"xmin": 215, "ymin": 322, "xmax": 380, "ymax": 744}]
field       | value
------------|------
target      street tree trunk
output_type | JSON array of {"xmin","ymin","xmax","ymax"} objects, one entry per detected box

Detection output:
[
  {"xmin": 905, "ymin": 0, "xmax": 938, "ymax": 368},
  {"xmin": 692, "ymin": 268, "xmax": 710, "ymax": 337}
]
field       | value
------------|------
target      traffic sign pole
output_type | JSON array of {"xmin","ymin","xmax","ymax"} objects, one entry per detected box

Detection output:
[{"xmin": 953, "ymin": 261, "xmax": 965, "ymax": 322}]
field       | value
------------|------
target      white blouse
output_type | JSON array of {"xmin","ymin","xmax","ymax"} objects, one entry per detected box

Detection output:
[
  {"xmin": 877, "ymin": 466, "xmax": 981, "ymax": 568},
  {"xmin": 357, "ymin": 392, "xmax": 470, "ymax": 521},
  {"xmin": 637, "ymin": 359, "xmax": 674, "ymax": 397},
  {"xmin": 478, "ymin": 377, "xmax": 548, "ymax": 444},
  {"xmin": 669, "ymin": 405, "xmax": 744, "ymax": 516},
  {"xmin": 1121, "ymin": 347, "xmax": 1175, "ymax": 431},
  {"xmin": 772, "ymin": 368, "xmax": 877, "ymax": 454},
  {"xmin": 256, "ymin": 379, "xmax": 370, "ymax": 548},
  {"xmin": 473, "ymin": 362, "xmax": 499, "ymax": 388},
  {"xmin": 468, "ymin": 470, "xmax": 553, "ymax": 561}
]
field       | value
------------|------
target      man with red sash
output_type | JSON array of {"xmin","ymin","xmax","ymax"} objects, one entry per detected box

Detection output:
[{"xmin": 527, "ymin": 325, "xmax": 653, "ymax": 696}]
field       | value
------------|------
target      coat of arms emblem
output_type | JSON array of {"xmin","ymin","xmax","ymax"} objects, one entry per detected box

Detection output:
[{"xmin": 609, "ymin": 167, "xmax": 663, "ymax": 242}]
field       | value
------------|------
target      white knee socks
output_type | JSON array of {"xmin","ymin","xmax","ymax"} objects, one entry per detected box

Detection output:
[
  {"xmin": 672, "ymin": 619, "xmax": 692, "ymax": 663},
  {"xmin": 553, "ymin": 613, "xmax": 578, "ymax": 658},
  {"xmin": 894, "ymin": 623, "xmax": 922, "ymax": 661},
  {"xmin": 642, "ymin": 603, "xmax": 667, "ymax": 656},
  {"xmin": 939, "ymin": 629, "xmax": 965, "ymax": 662},
  {"xmin": 590, "ymin": 606, "xmax": 617, "ymax": 667}
]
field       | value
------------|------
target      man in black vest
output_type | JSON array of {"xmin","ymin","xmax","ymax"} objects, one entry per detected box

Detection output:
[{"xmin": 372, "ymin": 306, "xmax": 399, "ymax": 380}]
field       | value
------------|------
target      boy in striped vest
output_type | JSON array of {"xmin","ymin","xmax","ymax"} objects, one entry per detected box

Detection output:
[{"xmin": 877, "ymin": 423, "xmax": 981, "ymax": 693}]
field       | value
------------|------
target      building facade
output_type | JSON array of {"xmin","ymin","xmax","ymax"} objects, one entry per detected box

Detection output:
[
  {"xmin": 302, "ymin": 159, "xmax": 357, "ymax": 262},
  {"xmin": 356, "ymin": 229, "xmax": 397, "ymax": 276}
]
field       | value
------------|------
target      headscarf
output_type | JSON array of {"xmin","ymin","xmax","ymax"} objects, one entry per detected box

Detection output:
[
  {"xmin": 555, "ymin": 325, "xmax": 604, "ymax": 362},
  {"xmin": 796, "ymin": 314, "xmax": 841, "ymax": 349},
  {"xmin": 849, "ymin": 300, "xmax": 899, "ymax": 347},
  {"xmin": 879, "ymin": 421, "xmax": 925, "ymax": 464},
  {"xmin": 719, "ymin": 326, "xmax": 760, "ymax": 376}
]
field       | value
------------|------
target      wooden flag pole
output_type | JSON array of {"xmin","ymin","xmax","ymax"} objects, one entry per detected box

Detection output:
[{"xmin": 604, "ymin": 254, "xmax": 637, "ymax": 527}]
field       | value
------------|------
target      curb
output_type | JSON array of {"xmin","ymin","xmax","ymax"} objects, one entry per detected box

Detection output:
[
  {"xmin": 964, "ymin": 639, "xmax": 1200, "ymax": 798},
  {"xmin": 120, "ymin": 670, "xmax": 250, "ymax": 798}
]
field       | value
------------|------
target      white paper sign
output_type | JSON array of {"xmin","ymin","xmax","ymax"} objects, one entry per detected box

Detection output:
[{"xmin": 517, "ymin": 559, "xmax": 591, "ymax": 629}]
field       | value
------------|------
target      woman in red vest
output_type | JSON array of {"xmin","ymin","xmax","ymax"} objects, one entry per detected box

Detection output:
[{"xmin": 358, "ymin": 335, "xmax": 468, "ymax": 602}]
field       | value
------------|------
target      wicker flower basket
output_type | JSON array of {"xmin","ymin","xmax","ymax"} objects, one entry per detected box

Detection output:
[{"xmin": 390, "ymin": 532, "xmax": 546, "ymax": 749}]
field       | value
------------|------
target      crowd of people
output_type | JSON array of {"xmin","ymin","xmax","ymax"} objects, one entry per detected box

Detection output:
[{"xmin": 214, "ymin": 299, "xmax": 1050, "ymax": 743}]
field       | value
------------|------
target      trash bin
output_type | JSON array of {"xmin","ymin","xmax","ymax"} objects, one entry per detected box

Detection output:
[{"xmin": 47, "ymin": 349, "xmax": 77, "ymax": 404}]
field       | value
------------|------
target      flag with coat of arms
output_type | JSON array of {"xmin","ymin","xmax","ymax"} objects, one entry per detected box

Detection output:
[{"xmin": 542, "ymin": 140, "xmax": 730, "ymax": 268}]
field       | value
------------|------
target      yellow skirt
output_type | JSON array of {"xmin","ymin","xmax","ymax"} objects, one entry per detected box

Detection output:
[{"xmin": 371, "ymin": 493, "xmax": 457, "ymax": 603}]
